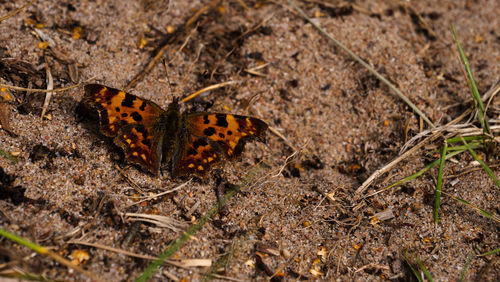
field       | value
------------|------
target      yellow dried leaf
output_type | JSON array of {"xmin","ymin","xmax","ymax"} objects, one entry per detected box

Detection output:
[
  {"xmin": 353, "ymin": 243, "xmax": 362, "ymax": 250},
  {"xmin": 370, "ymin": 216, "xmax": 380, "ymax": 226},
  {"xmin": 314, "ymin": 11, "xmax": 324, "ymax": 18},
  {"xmin": 309, "ymin": 266, "xmax": 323, "ymax": 277},
  {"xmin": 166, "ymin": 25, "xmax": 175, "ymax": 34},
  {"xmin": 317, "ymin": 246, "xmax": 327, "ymax": 259},
  {"xmin": 70, "ymin": 249, "xmax": 90, "ymax": 265},
  {"xmin": 138, "ymin": 37, "xmax": 147, "ymax": 49},
  {"xmin": 38, "ymin": 42, "xmax": 48, "ymax": 49},
  {"xmin": 72, "ymin": 27, "xmax": 82, "ymax": 39}
]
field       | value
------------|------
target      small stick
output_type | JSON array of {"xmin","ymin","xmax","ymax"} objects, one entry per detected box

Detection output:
[
  {"xmin": 0, "ymin": 0, "xmax": 37, "ymax": 23},
  {"xmin": 41, "ymin": 58, "xmax": 54, "ymax": 119},
  {"xmin": 268, "ymin": 126, "xmax": 298, "ymax": 152},
  {"xmin": 125, "ymin": 180, "xmax": 190, "ymax": 208},
  {"xmin": 0, "ymin": 76, "xmax": 95, "ymax": 93}
]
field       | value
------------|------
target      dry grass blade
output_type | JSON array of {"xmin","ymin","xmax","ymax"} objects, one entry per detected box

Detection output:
[
  {"xmin": 67, "ymin": 240, "xmax": 201, "ymax": 269},
  {"xmin": 177, "ymin": 259, "xmax": 212, "ymax": 267},
  {"xmin": 0, "ymin": 0, "xmax": 37, "ymax": 23},
  {"xmin": 245, "ymin": 62, "xmax": 270, "ymax": 77},
  {"xmin": 126, "ymin": 180, "xmax": 190, "ymax": 208},
  {"xmin": 181, "ymin": 81, "xmax": 240, "ymax": 103},
  {"xmin": 400, "ymin": 123, "xmax": 473, "ymax": 153},
  {"xmin": 125, "ymin": 213, "xmax": 188, "ymax": 232},
  {"xmin": 0, "ymin": 76, "xmax": 95, "ymax": 93},
  {"xmin": 41, "ymin": 60, "xmax": 54, "ymax": 120},
  {"xmin": 166, "ymin": 24, "xmax": 198, "ymax": 66},
  {"xmin": 268, "ymin": 126, "xmax": 298, "ymax": 152}
]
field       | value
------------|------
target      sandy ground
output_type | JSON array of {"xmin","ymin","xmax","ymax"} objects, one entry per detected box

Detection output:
[{"xmin": 0, "ymin": 0, "xmax": 499, "ymax": 281}]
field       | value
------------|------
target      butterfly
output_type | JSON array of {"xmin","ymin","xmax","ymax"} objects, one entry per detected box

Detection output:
[{"xmin": 79, "ymin": 84, "xmax": 268, "ymax": 178}]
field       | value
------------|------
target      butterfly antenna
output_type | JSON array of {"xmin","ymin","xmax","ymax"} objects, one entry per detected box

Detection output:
[{"xmin": 162, "ymin": 58, "xmax": 177, "ymax": 102}]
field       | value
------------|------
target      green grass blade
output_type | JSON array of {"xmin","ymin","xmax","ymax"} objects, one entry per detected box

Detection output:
[
  {"xmin": 434, "ymin": 142, "xmax": 447, "ymax": 223},
  {"xmin": 446, "ymin": 135, "xmax": 485, "ymax": 144},
  {"xmin": 446, "ymin": 142, "xmax": 482, "ymax": 151},
  {"xmin": 0, "ymin": 227, "xmax": 103, "ymax": 281},
  {"xmin": 404, "ymin": 250, "xmax": 423, "ymax": 282},
  {"xmin": 478, "ymin": 248, "xmax": 500, "ymax": 257},
  {"xmin": 415, "ymin": 256, "xmax": 434, "ymax": 282},
  {"xmin": 451, "ymin": 25, "xmax": 490, "ymax": 134},
  {"xmin": 448, "ymin": 193, "xmax": 499, "ymax": 222},
  {"xmin": 459, "ymin": 254, "xmax": 474, "ymax": 282},
  {"xmin": 383, "ymin": 149, "xmax": 464, "ymax": 191},
  {"xmin": 460, "ymin": 136, "xmax": 500, "ymax": 188},
  {"xmin": 0, "ymin": 228, "xmax": 49, "ymax": 255}
]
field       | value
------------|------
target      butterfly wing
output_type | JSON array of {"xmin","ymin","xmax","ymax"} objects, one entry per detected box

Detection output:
[
  {"xmin": 81, "ymin": 84, "xmax": 167, "ymax": 174},
  {"xmin": 171, "ymin": 113, "xmax": 267, "ymax": 178},
  {"xmin": 171, "ymin": 134, "xmax": 225, "ymax": 178},
  {"xmin": 186, "ymin": 113, "xmax": 268, "ymax": 158}
]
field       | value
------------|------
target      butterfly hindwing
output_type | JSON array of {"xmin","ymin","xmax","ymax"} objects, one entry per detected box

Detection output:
[
  {"xmin": 185, "ymin": 113, "xmax": 268, "ymax": 159},
  {"xmin": 113, "ymin": 123, "xmax": 164, "ymax": 174},
  {"xmin": 172, "ymin": 134, "xmax": 224, "ymax": 178},
  {"xmin": 82, "ymin": 84, "xmax": 167, "ymax": 174}
]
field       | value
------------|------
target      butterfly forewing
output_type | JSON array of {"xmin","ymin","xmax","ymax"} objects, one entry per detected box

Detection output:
[
  {"xmin": 83, "ymin": 84, "xmax": 163, "ymax": 136},
  {"xmin": 82, "ymin": 84, "xmax": 166, "ymax": 174},
  {"xmin": 186, "ymin": 113, "xmax": 268, "ymax": 159}
]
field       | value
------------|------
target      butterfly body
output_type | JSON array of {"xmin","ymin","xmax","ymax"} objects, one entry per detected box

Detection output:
[{"xmin": 80, "ymin": 84, "xmax": 267, "ymax": 178}]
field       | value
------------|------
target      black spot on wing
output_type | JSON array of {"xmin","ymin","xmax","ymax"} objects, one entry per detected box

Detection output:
[
  {"xmin": 227, "ymin": 130, "xmax": 232, "ymax": 136},
  {"xmin": 192, "ymin": 138, "xmax": 208, "ymax": 149},
  {"xmin": 141, "ymin": 139, "xmax": 151, "ymax": 147},
  {"xmin": 121, "ymin": 113, "xmax": 128, "ymax": 117},
  {"xmin": 219, "ymin": 133, "xmax": 225, "ymax": 138},
  {"xmin": 203, "ymin": 115, "xmax": 210, "ymax": 124},
  {"xmin": 187, "ymin": 148, "xmax": 198, "ymax": 156},
  {"xmin": 203, "ymin": 127, "xmax": 216, "ymax": 136},
  {"xmin": 139, "ymin": 101, "xmax": 146, "ymax": 111},
  {"xmin": 215, "ymin": 114, "xmax": 228, "ymax": 127},
  {"xmin": 115, "ymin": 107, "xmax": 120, "ymax": 112},
  {"xmin": 131, "ymin": 112, "xmax": 143, "ymax": 122},
  {"xmin": 135, "ymin": 124, "xmax": 148, "ymax": 138},
  {"xmin": 122, "ymin": 93, "xmax": 136, "ymax": 107}
]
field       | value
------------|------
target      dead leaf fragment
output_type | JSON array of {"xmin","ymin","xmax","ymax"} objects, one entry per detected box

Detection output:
[
  {"xmin": 70, "ymin": 249, "xmax": 90, "ymax": 265},
  {"xmin": 0, "ymin": 102, "xmax": 16, "ymax": 136}
]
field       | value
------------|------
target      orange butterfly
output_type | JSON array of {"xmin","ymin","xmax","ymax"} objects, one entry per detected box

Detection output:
[{"xmin": 80, "ymin": 84, "xmax": 267, "ymax": 178}]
